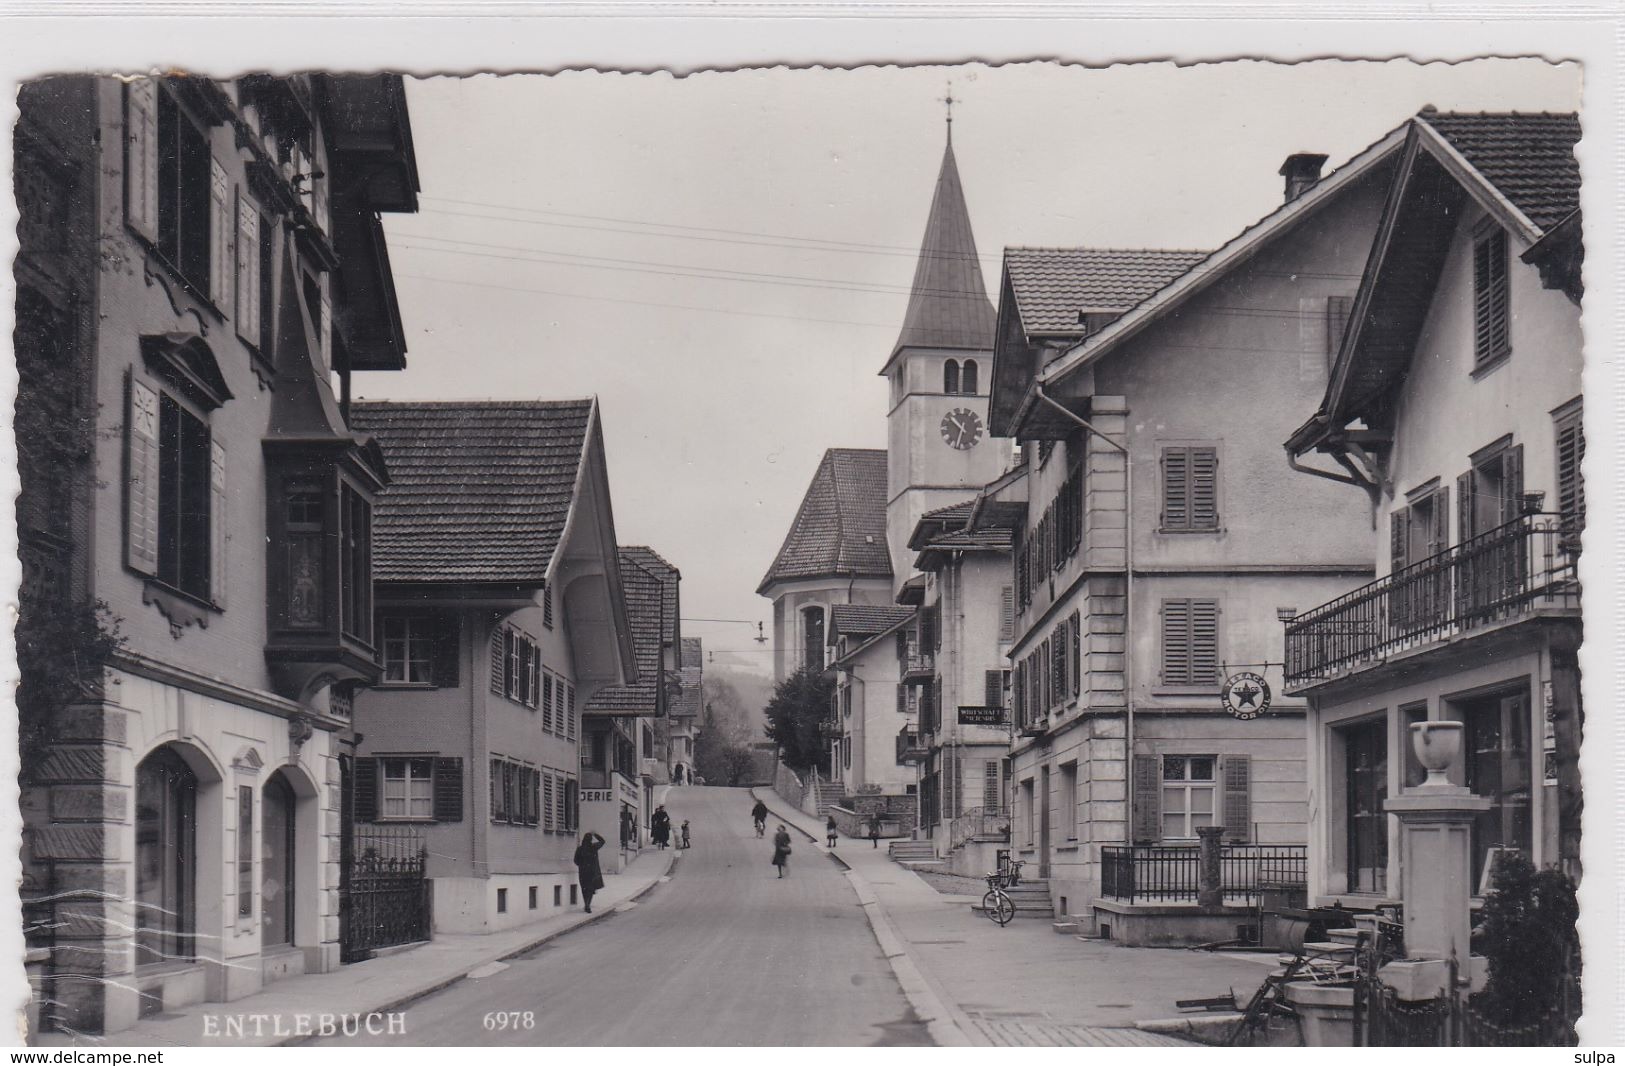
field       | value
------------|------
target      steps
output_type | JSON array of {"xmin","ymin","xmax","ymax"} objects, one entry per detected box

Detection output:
[
  {"xmin": 969, "ymin": 880, "xmax": 1055, "ymax": 920},
  {"xmin": 888, "ymin": 840, "xmax": 939, "ymax": 863},
  {"xmin": 809, "ymin": 779, "xmax": 845, "ymax": 816}
]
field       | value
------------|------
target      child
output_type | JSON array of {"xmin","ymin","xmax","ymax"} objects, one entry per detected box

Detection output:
[{"xmin": 826, "ymin": 815, "xmax": 839, "ymax": 848}]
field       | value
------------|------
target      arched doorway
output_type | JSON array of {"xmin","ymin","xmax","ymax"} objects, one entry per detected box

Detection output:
[
  {"xmin": 262, "ymin": 770, "xmax": 297, "ymax": 947},
  {"xmin": 135, "ymin": 747, "xmax": 197, "ymax": 966}
]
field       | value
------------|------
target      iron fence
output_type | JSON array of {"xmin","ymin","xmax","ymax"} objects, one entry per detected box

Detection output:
[
  {"xmin": 949, "ymin": 806, "xmax": 1010, "ymax": 851},
  {"xmin": 343, "ymin": 824, "xmax": 430, "ymax": 961},
  {"xmin": 1100, "ymin": 844, "xmax": 1307, "ymax": 903},
  {"xmin": 1285, "ymin": 514, "xmax": 1579, "ymax": 687}
]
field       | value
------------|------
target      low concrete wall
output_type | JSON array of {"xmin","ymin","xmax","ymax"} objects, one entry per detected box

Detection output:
[
  {"xmin": 827, "ymin": 805, "xmax": 908, "ymax": 839},
  {"xmin": 1091, "ymin": 900, "xmax": 1260, "ymax": 947},
  {"xmin": 773, "ymin": 760, "xmax": 814, "ymax": 817},
  {"xmin": 943, "ymin": 839, "xmax": 1005, "ymax": 878}
]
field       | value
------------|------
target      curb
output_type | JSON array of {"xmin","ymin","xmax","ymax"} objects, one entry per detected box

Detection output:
[
  {"xmin": 1135, "ymin": 1013, "xmax": 1242, "ymax": 1046},
  {"xmin": 280, "ymin": 849, "xmax": 676, "ymax": 1047},
  {"xmin": 751, "ymin": 788, "xmax": 974, "ymax": 1048}
]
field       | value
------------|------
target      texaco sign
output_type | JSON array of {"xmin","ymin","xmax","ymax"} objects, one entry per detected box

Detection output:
[{"xmin": 1220, "ymin": 671, "xmax": 1272, "ymax": 720}]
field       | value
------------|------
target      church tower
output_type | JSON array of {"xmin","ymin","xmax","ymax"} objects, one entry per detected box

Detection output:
[{"xmin": 883, "ymin": 120, "xmax": 1009, "ymax": 591}]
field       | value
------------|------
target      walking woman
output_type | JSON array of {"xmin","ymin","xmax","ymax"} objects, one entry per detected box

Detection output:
[
  {"xmin": 825, "ymin": 815, "xmax": 839, "ymax": 848},
  {"xmin": 574, "ymin": 831, "xmax": 606, "ymax": 913},
  {"xmin": 772, "ymin": 825, "xmax": 793, "ymax": 878}
]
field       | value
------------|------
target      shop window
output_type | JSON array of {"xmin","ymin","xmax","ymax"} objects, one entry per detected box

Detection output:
[
  {"xmin": 135, "ymin": 746, "xmax": 197, "ymax": 966},
  {"xmin": 1344, "ymin": 719, "xmax": 1388, "ymax": 894},
  {"xmin": 1460, "ymin": 689, "xmax": 1533, "ymax": 889}
]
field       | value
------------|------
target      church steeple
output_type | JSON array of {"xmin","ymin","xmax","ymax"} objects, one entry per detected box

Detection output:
[{"xmin": 887, "ymin": 129, "xmax": 997, "ymax": 365}]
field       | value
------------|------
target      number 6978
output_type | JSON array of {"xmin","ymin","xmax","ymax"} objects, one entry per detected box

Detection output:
[{"xmin": 483, "ymin": 1011, "xmax": 536, "ymax": 1031}]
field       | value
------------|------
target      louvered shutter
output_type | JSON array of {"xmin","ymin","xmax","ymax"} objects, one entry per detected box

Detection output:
[
  {"xmin": 432, "ymin": 757, "xmax": 464, "ymax": 822},
  {"xmin": 1161, "ymin": 600, "xmax": 1191, "ymax": 684},
  {"xmin": 532, "ymin": 769, "xmax": 542, "ymax": 827},
  {"xmin": 1457, "ymin": 470, "xmax": 1476, "ymax": 542},
  {"xmin": 985, "ymin": 669, "xmax": 1003, "ymax": 709},
  {"xmin": 432, "ymin": 613, "xmax": 460, "ymax": 687},
  {"xmin": 124, "ymin": 79, "xmax": 159, "ymax": 243},
  {"xmin": 566, "ymin": 684, "xmax": 576, "ymax": 740},
  {"xmin": 1473, "ymin": 228, "xmax": 1510, "ymax": 364},
  {"xmin": 489, "ymin": 759, "xmax": 506, "ymax": 823},
  {"xmin": 1013, "ymin": 661, "xmax": 1025, "ymax": 729},
  {"xmin": 1070, "ymin": 612, "xmax": 1082, "ymax": 697},
  {"xmin": 542, "ymin": 669, "xmax": 554, "ymax": 731},
  {"xmin": 126, "ymin": 377, "xmax": 161, "ymax": 576},
  {"xmin": 542, "ymin": 770, "xmax": 554, "ymax": 830},
  {"xmin": 1000, "ymin": 587, "xmax": 1015, "ymax": 640},
  {"xmin": 353, "ymin": 758, "xmax": 379, "ymax": 823},
  {"xmin": 1132, "ymin": 755, "xmax": 1161, "ymax": 843},
  {"xmin": 1162, "ymin": 449, "xmax": 1189, "ymax": 529},
  {"xmin": 209, "ymin": 158, "xmax": 231, "ymax": 307},
  {"xmin": 1428, "ymin": 487, "xmax": 1450, "ymax": 557},
  {"xmin": 234, "ymin": 195, "xmax": 260, "ymax": 346},
  {"xmin": 1191, "ymin": 600, "xmax": 1219, "ymax": 685},
  {"xmin": 1390, "ymin": 510, "xmax": 1410, "ymax": 574},
  {"xmin": 1556, "ymin": 412, "xmax": 1585, "ymax": 533},
  {"xmin": 489, "ymin": 624, "xmax": 505, "ymax": 694},
  {"xmin": 1191, "ymin": 448, "xmax": 1218, "ymax": 529},
  {"xmin": 1221, "ymin": 755, "xmax": 1252, "ymax": 843},
  {"xmin": 1500, "ymin": 445, "xmax": 1524, "ymax": 525},
  {"xmin": 209, "ymin": 440, "xmax": 227, "ymax": 607}
]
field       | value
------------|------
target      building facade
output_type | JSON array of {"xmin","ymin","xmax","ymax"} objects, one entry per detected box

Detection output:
[
  {"xmin": 826, "ymin": 605, "xmax": 918, "ymax": 801},
  {"xmin": 346, "ymin": 400, "xmax": 637, "ymax": 935},
  {"xmin": 16, "ymin": 74, "xmax": 420, "ymax": 1034},
  {"xmin": 1282, "ymin": 111, "xmax": 1584, "ymax": 907},
  {"xmin": 667, "ymin": 638, "xmax": 704, "ymax": 785},
  {"xmin": 982, "ymin": 135, "xmax": 1407, "ymax": 931}
]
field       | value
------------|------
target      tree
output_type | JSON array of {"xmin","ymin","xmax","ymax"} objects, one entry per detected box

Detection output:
[
  {"xmin": 762, "ymin": 667, "xmax": 834, "ymax": 774},
  {"xmin": 694, "ymin": 703, "xmax": 753, "ymax": 786},
  {"xmin": 1475, "ymin": 852, "xmax": 1580, "ymax": 1028}
]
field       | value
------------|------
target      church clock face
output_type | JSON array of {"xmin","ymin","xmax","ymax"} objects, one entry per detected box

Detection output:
[{"xmin": 940, "ymin": 407, "xmax": 983, "ymax": 450}]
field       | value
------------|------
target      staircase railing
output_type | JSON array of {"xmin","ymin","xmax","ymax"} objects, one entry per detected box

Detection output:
[{"xmin": 949, "ymin": 806, "xmax": 1011, "ymax": 851}]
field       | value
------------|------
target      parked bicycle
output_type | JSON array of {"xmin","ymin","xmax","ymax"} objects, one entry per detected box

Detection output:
[{"xmin": 981, "ymin": 859, "xmax": 1027, "ymax": 927}]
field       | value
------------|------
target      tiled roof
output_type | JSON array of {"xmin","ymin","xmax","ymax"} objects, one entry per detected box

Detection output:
[
  {"xmin": 621, "ymin": 545, "xmax": 680, "ymax": 649},
  {"xmin": 1005, "ymin": 248, "xmax": 1209, "ymax": 335},
  {"xmin": 680, "ymin": 637, "xmax": 703, "ymax": 669},
  {"xmin": 673, "ymin": 663, "xmax": 703, "ymax": 719},
  {"xmin": 829, "ymin": 604, "xmax": 915, "ymax": 639},
  {"xmin": 891, "ymin": 141, "xmax": 997, "ymax": 358},
  {"xmin": 922, "ymin": 499, "xmax": 976, "ymax": 523},
  {"xmin": 915, "ymin": 527, "xmax": 1014, "ymax": 570},
  {"xmin": 757, "ymin": 448, "xmax": 892, "ymax": 593},
  {"xmin": 349, "ymin": 400, "xmax": 592, "ymax": 584},
  {"xmin": 1420, "ymin": 110, "xmax": 1580, "ymax": 232},
  {"xmin": 585, "ymin": 548, "xmax": 675, "ymax": 714}
]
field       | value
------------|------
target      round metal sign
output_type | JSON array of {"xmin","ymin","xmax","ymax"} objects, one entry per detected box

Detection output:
[{"xmin": 1221, "ymin": 671, "xmax": 1272, "ymax": 720}]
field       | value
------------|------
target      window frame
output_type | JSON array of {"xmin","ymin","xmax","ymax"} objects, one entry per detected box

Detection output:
[
  {"xmin": 380, "ymin": 756, "xmax": 436, "ymax": 822},
  {"xmin": 380, "ymin": 613, "xmax": 436, "ymax": 686},
  {"xmin": 152, "ymin": 84, "xmax": 217, "ymax": 302},
  {"xmin": 1159, "ymin": 755, "xmax": 1218, "ymax": 841}
]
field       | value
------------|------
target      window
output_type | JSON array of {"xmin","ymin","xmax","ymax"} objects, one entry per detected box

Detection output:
[
  {"xmin": 490, "ymin": 758, "xmax": 508, "ymax": 823},
  {"xmin": 529, "ymin": 886, "xmax": 538, "ymax": 910},
  {"xmin": 381, "ymin": 757, "xmax": 435, "ymax": 820},
  {"xmin": 943, "ymin": 359, "xmax": 960, "ymax": 395},
  {"xmin": 984, "ymin": 760, "xmax": 1001, "ymax": 810},
  {"xmin": 1460, "ymin": 690, "xmax": 1533, "ymax": 888},
  {"xmin": 339, "ymin": 484, "xmax": 372, "ymax": 644},
  {"xmin": 135, "ymin": 747, "xmax": 197, "ymax": 966},
  {"xmin": 1344, "ymin": 720, "xmax": 1388, "ymax": 893},
  {"xmin": 1473, "ymin": 224, "xmax": 1511, "ymax": 368},
  {"xmin": 1457, "ymin": 440, "xmax": 1526, "ymax": 614},
  {"xmin": 1401, "ymin": 705, "xmax": 1429, "ymax": 789},
  {"xmin": 1160, "ymin": 756, "xmax": 1217, "ymax": 839},
  {"xmin": 155, "ymin": 391, "xmax": 215, "ymax": 601},
  {"xmin": 1459, "ymin": 439, "xmax": 1523, "ymax": 541},
  {"xmin": 999, "ymin": 586, "xmax": 1015, "ymax": 641},
  {"xmin": 1058, "ymin": 762, "xmax": 1078, "ymax": 841},
  {"xmin": 1161, "ymin": 446, "xmax": 1219, "ymax": 531},
  {"xmin": 236, "ymin": 785, "xmax": 253, "ymax": 918},
  {"xmin": 382, "ymin": 615, "xmax": 433, "ymax": 684},
  {"xmin": 802, "ymin": 606, "xmax": 825, "ymax": 672},
  {"xmin": 154, "ymin": 86, "xmax": 214, "ymax": 294},
  {"xmin": 496, "ymin": 888, "xmax": 507, "ymax": 914},
  {"xmin": 961, "ymin": 359, "xmax": 978, "ymax": 395},
  {"xmin": 1161, "ymin": 599, "xmax": 1219, "ymax": 686},
  {"xmin": 1554, "ymin": 401, "xmax": 1585, "ymax": 537},
  {"xmin": 492, "ymin": 625, "xmax": 543, "ymax": 707},
  {"xmin": 1020, "ymin": 778, "xmax": 1036, "ymax": 846},
  {"xmin": 565, "ymin": 679, "xmax": 577, "ymax": 740},
  {"xmin": 1391, "ymin": 484, "xmax": 1450, "ymax": 626}
]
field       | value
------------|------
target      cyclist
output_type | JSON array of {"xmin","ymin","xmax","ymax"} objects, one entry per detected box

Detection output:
[{"xmin": 751, "ymin": 799, "xmax": 769, "ymax": 837}]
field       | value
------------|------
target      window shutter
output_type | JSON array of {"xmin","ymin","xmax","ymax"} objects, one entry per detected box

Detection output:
[
  {"xmin": 1192, "ymin": 600, "xmax": 1219, "ymax": 685},
  {"xmin": 555, "ymin": 777, "xmax": 566, "ymax": 832},
  {"xmin": 565, "ymin": 778, "xmax": 578, "ymax": 832},
  {"xmin": 542, "ymin": 669, "xmax": 554, "ymax": 731},
  {"xmin": 489, "ymin": 625, "xmax": 505, "ymax": 694},
  {"xmin": 124, "ymin": 79, "xmax": 159, "ymax": 243},
  {"xmin": 209, "ymin": 439, "xmax": 227, "ymax": 607},
  {"xmin": 235, "ymin": 196, "xmax": 260, "ymax": 346},
  {"xmin": 542, "ymin": 769, "xmax": 554, "ymax": 830},
  {"xmin": 1162, "ymin": 449, "xmax": 1188, "ymax": 529},
  {"xmin": 433, "ymin": 757, "xmax": 463, "ymax": 822},
  {"xmin": 985, "ymin": 669, "xmax": 1003, "ymax": 709},
  {"xmin": 1191, "ymin": 448, "xmax": 1218, "ymax": 528},
  {"xmin": 1161, "ymin": 600, "xmax": 1190, "ymax": 684},
  {"xmin": 209, "ymin": 158, "xmax": 231, "ymax": 307},
  {"xmin": 1221, "ymin": 755, "xmax": 1252, "ymax": 843},
  {"xmin": 896, "ymin": 630, "xmax": 908, "ymax": 659},
  {"xmin": 432, "ymin": 613, "xmax": 461, "ymax": 688},
  {"xmin": 1389, "ymin": 509, "xmax": 1410, "ymax": 573},
  {"xmin": 353, "ymin": 758, "xmax": 379, "ymax": 823},
  {"xmin": 1428, "ymin": 487, "xmax": 1450, "ymax": 558},
  {"xmin": 1473, "ymin": 228, "xmax": 1510, "ymax": 364},
  {"xmin": 1556, "ymin": 412, "xmax": 1585, "ymax": 532},
  {"xmin": 490, "ymin": 759, "xmax": 505, "ymax": 823},
  {"xmin": 1131, "ymin": 755, "xmax": 1161, "ymax": 843},
  {"xmin": 897, "ymin": 684, "xmax": 907, "ymax": 717},
  {"xmin": 528, "ymin": 645, "xmax": 541, "ymax": 710},
  {"xmin": 1500, "ymin": 444, "xmax": 1524, "ymax": 525},
  {"xmin": 1070, "ymin": 611, "xmax": 1082, "ymax": 697},
  {"xmin": 126, "ymin": 377, "xmax": 161, "ymax": 576},
  {"xmin": 320, "ymin": 287, "xmax": 333, "ymax": 371},
  {"xmin": 1457, "ymin": 471, "xmax": 1475, "ymax": 542},
  {"xmin": 1013, "ymin": 661, "xmax": 1025, "ymax": 729},
  {"xmin": 566, "ymin": 684, "xmax": 576, "ymax": 741},
  {"xmin": 1000, "ymin": 587, "xmax": 1015, "ymax": 641}
]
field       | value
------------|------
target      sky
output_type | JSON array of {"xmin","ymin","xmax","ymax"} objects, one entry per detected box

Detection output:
[{"xmin": 353, "ymin": 58, "xmax": 1581, "ymax": 675}]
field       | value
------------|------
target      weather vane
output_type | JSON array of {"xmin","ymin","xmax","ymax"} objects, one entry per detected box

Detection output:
[{"xmin": 941, "ymin": 80, "xmax": 958, "ymax": 143}]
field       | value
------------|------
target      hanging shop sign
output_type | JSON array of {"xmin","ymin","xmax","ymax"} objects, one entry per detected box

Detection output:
[
  {"xmin": 1220, "ymin": 672, "xmax": 1272, "ymax": 720},
  {"xmin": 958, "ymin": 705, "xmax": 1005, "ymax": 727}
]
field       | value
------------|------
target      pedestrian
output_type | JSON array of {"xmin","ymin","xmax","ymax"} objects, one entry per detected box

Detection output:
[
  {"xmin": 652, "ymin": 805, "xmax": 671, "ymax": 849},
  {"xmin": 751, "ymin": 799, "xmax": 769, "ymax": 837},
  {"xmin": 772, "ymin": 825, "xmax": 793, "ymax": 878},
  {"xmin": 573, "ymin": 831, "xmax": 606, "ymax": 913},
  {"xmin": 680, "ymin": 820, "xmax": 691, "ymax": 849},
  {"xmin": 620, "ymin": 806, "xmax": 635, "ymax": 849},
  {"xmin": 869, "ymin": 812, "xmax": 882, "ymax": 849},
  {"xmin": 826, "ymin": 815, "xmax": 839, "ymax": 848}
]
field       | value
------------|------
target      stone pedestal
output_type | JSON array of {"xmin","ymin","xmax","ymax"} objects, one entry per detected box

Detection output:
[
  {"xmin": 1384, "ymin": 783, "xmax": 1491, "ymax": 967},
  {"xmin": 1195, "ymin": 826, "xmax": 1223, "ymax": 908}
]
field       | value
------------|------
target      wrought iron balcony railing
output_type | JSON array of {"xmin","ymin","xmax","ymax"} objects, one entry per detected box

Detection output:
[
  {"xmin": 901, "ymin": 647, "xmax": 935, "ymax": 679},
  {"xmin": 1285, "ymin": 513, "xmax": 1580, "ymax": 688},
  {"xmin": 896, "ymin": 728, "xmax": 928, "ymax": 765}
]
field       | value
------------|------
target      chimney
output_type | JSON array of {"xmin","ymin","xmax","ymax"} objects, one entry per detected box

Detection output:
[{"xmin": 1279, "ymin": 152, "xmax": 1329, "ymax": 203}]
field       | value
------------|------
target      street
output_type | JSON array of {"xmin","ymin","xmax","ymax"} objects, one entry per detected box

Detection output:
[{"xmin": 310, "ymin": 787, "xmax": 931, "ymax": 1047}]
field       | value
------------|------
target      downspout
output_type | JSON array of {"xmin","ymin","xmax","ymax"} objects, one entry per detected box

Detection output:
[{"xmin": 1034, "ymin": 386, "xmax": 1134, "ymax": 842}]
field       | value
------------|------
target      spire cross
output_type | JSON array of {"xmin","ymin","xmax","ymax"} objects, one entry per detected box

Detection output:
[{"xmin": 941, "ymin": 81, "xmax": 958, "ymax": 142}]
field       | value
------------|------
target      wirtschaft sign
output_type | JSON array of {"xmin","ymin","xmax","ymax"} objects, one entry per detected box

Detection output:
[{"xmin": 957, "ymin": 706, "xmax": 1005, "ymax": 727}]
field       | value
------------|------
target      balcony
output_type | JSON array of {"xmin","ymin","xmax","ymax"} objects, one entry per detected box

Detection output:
[
  {"xmin": 901, "ymin": 647, "xmax": 935, "ymax": 681},
  {"xmin": 1100, "ymin": 844, "xmax": 1307, "ymax": 904},
  {"xmin": 1285, "ymin": 513, "xmax": 1580, "ymax": 690},
  {"xmin": 896, "ymin": 728, "xmax": 928, "ymax": 765}
]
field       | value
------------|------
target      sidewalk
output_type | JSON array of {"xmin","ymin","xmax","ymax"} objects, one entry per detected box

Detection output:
[
  {"xmin": 36, "ymin": 848, "xmax": 676, "ymax": 1048},
  {"xmin": 754, "ymin": 787, "xmax": 1271, "ymax": 1048}
]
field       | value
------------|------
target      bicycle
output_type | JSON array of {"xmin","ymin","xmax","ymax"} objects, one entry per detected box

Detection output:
[{"xmin": 981, "ymin": 859, "xmax": 1026, "ymax": 927}]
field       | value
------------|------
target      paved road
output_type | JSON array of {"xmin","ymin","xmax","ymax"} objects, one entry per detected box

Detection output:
[{"xmin": 311, "ymin": 786, "xmax": 930, "ymax": 1046}]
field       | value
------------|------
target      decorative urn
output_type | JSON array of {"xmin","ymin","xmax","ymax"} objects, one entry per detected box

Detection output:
[{"xmin": 1410, "ymin": 720, "xmax": 1464, "ymax": 786}]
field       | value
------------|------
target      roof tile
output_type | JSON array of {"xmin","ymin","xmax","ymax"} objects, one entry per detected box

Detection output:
[
  {"xmin": 1420, "ymin": 111, "xmax": 1580, "ymax": 232},
  {"xmin": 758, "ymin": 448, "xmax": 892, "ymax": 592},
  {"xmin": 1005, "ymin": 248, "xmax": 1209, "ymax": 335}
]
